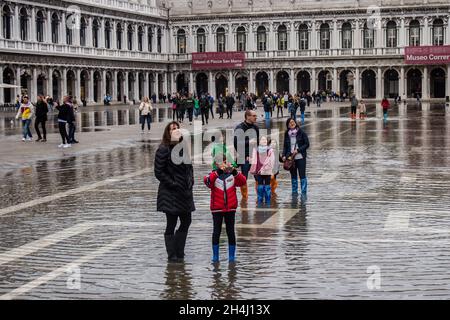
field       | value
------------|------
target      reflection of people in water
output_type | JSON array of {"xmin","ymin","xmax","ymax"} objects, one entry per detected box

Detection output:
[
  {"xmin": 210, "ymin": 263, "xmax": 241, "ymax": 300},
  {"xmin": 160, "ymin": 263, "xmax": 194, "ymax": 300}
]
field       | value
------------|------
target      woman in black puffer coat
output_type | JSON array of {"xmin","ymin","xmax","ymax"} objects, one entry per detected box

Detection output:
[{"xmin": 155, "ymin": 121, "xmax": 195, "ymax": 262}]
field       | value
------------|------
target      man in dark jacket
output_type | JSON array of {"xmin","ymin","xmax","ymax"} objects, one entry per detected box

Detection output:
[
  {"xmin": 185, "ymin": 94, "xmax": 194, "ymax": 125},
  {"xmin": 67, "ymin": 97, "xmax": 78, "ymax": 144},
  {"xmin": 34, "ymin": 95, "xmax": 48, "ymax": 142},
  {"xmin": 199, "ymin": 94, "xmax": 209, "ymax": 125},
  {"xmin": 225, "ymin": 94, "xmax": 235, "ymax": 119},
  {"xmin": 234, "ymin": 110, "xmax": 259, "ymax": 200}
]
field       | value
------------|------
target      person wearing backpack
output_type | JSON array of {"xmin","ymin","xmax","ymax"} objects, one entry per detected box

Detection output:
[
  {"xmin": 139, "ymin": 96, "xmax": 153, "ymax": 133},
  {"xmin": 250, "ymin": 136, "xmax": 275, "ymax": 204}
]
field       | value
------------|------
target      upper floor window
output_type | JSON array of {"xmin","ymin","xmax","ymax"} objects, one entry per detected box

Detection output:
[
  {"xmin": 342, "ymin": 22, "xmax": 352, "ymax": 49},
  {"xmin": 299, "ymin": 24, "xmax": 308, "ymax": 50},
  {"xmin": 363, "ymin": 22, "xmax": 374, "ymax": 48},
  {"xmin": 19, "ymin": 8, "xmax": 29, "ymax": 41},
  {"xmin": 92, "ymin": 19, "xmax": 100, "ymax": 48},
  {"xmin": 2, "ymin": 5, "xmax": 13, "ymax": 39},
  {"xmin": 197, "ymin": 28, "xmax": 206, "ymax": 52},
  {"xmin": 51, "ymin": 13, "xmax": 59, "ymax": 44},
  {"xmin": 236, "ymin": 26, "xmax": 246, "ymax": 51},
  {"xmin": 157, "ymin": 28, "xmax": 162, "ymax": 53},
  {"xmin": 36, "ymin": 10, "xmax": 45, "ymax": 42},
  {"xmin": 432, "ymin": 19, "xmax": 444, "ymax": 46},
  {"xmin": 386, "ymin": 21, "xmax": 397, "ymax": 48},
  {"xmin": 148, "ymin": 27, "xmax": 153, "ymax": 52},
  {"xmin": 105, "ymin": 21, "xmax": 111, "ymax": 49},
  {"xmin": 177, "ymin": 29, "xmax": 186, "ymax": 54},
  {"xmin": 127, "ymin": 24, "xmax": 134, "ymax": 51},
  {"xmin": 80, "ymin": 17, "xmax": 87, "ymax": 47},
  {"xmin": 278, "ymin": 25, "xmax": 287, "ymax": 51},
  {"xmin": 320, "ymin": 23, "xmax": 330, "ymax": 49},
  {"xmin": 116, "ymin": 23, "xmax": 123, "ymax": 50},
  {"xmin": 257, "ymin": 26, "xmax": 267, "ymax": 51},
  {"xmin": 138, "ymin": 26, "xmax": 144, "ymax": 51},
  {"xmin": 409, "ymin": 20, "xmax": 420, "ymax": 46},
  {"xmin": 217, "ymin": 27, "xmax": 226, "ymax": 52}
]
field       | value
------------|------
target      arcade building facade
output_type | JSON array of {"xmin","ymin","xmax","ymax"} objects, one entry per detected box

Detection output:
[{"xmin": 1, "ymin": 0, "xmax": 450, "ymax": 105}]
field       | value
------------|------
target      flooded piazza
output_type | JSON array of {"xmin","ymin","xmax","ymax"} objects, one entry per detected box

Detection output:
[{"xmin": 0, "ymin": 103, "xmax": 450, "ymax": 299}]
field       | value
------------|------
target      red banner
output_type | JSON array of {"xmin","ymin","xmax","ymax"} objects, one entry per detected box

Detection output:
[
  {"xmin": 192, "ymin": 52, "xmax": 246, "ymax": 70},
  {"xmin": 405, "ymin": 46, "xmax": 450, "ymax": 65}
]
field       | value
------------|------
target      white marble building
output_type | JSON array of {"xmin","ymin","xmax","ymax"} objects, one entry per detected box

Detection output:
[{"xmin": 1, "ymin": 0, "xmax": 450, "ymax": 104}]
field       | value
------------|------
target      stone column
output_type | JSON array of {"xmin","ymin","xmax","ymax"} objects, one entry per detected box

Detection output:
[
  {"xmin": 88, "ymin": 70, "xmax": 94, "ymax": 103},
  {"xmin": 111, "ymin": 21, "xmax": 116, "ymax": 50},
  {"xmin": 229, "ymin": 70, "xmax": 235, "ymax": 94},
  {"xmin": 47, "ymin": 67, "xmax": 53, "ymax": 97},
  {"xmin": 0, "ymin": 66, "xmax": 4, "ymax": 105},
  {"xmin": 208, "ymin": 25, "xmax": 214, "ymax": 52},
  {"xmin": 249, "ymin": 69, "xmax": 254, "ymax": 94},
  {"xmin": 400, "ymin": 66, "xmax": 405, "ymax": 99},
  {"xmin": 30, "ymin": 7, "xmax": 36, "ymax": 42},
  {"xmin": 61, "ymin": 68, "xmax": 67, "ymax": 98},
  {"xmin": 422, "ymin": 66, "xmax": 429, "ymax": 100},
  {"xmin": 75, "ymin": 69, "xmax": 81, "ymax": 100},
  {"xmin": 144, "ymin": 72, "xmax": 149, "ymax": 98},
  {"xmin": 228, "ymin": 23, "xmax": 234, "ymax": 51},
  {"xmin": 268, "ymin": 22, "xmax": 275, "ymax": 51},
  {"xmin": 248, "ymin": 24, "xmax": 254, "ymax": 52},
  {"xmin": 311, "ymin": 68, "xmax": 317, "ymax": 93},
  {"xmin": 124, "ymin": 71, "xmax": 129, "ymax": 102},
  {"xmin": 153, "ymin": 26, "xmax": 158, "ymax": 53},
  {"xmin": 269, "ymin": 69, "xmax": 274, "ymax": 92},
  {"xmin": 163, "ymin": 72, "xmax": 168, "ymax": 97},
  {"xmin": 355, "ymin": 67, "xmax": 361, "ymax": 99},
  {"xmin": 333, "ymin": 68, "xmax": 338, "ymax": 94},
  {"xmin": 100, "ymin": 19, "xmax": 105, "ymax": 48},
  {"xmin": 134, "ymin": 72, "xmax": 139, "ymax": 101},
  {"xmin": 354, "ymin": 20, "xmax": 361, "ymax": 49},
  {"xmin": 13, "ymin": 5, "xmax": 20, "ymax": 40},
  {"xmin": 31, "ymin": 68, "xmax": 37, "ymax": 102},
  {"xmin": 209, "ymin": 71, "xmax": 214, "ymax": 96},
  {"xmin": 47, "ymin": 10, "xmax": 52, "ymax": 43},
  {"xmin": 170, "ymin": 72, "xmax": 175, "ymax": 95},
  {"xmin": 290, "ymin": 69, "xmax": 295, "ymax": 94},
  {"xmin": 87, "ymin": 16, "xmax": 93, "ymax": 48},
  {"xmin": 101, "ymin": 70, "xmax": 107, "ymax": 100},
  {"xmin": 311, "ymin": 22, "xmax": 317, "ymax": 50},
  {"xmin": 447, "ymin": 65, "xmax": 450, "ymax": 99},
  {"xmin": 376, "ymin": 67, "xmax": 383, "ymax": 100},
  {"xmin": 61, "ymin": 12, "xmax": 66, "ymax": 45},
  {"xmin": 133, "ymin": 25, "xmax": 139, "ymax": 51},
  {"xmin": 112, "ymin": 70, "xmax": 118, "ymax": 101},
  {"xmin": 399, "ymin": 18, "xmax": 406, "ymax": 47},
  {"xmin": 189, "ymin": 72, "xmax": 194, "ymax": 95},
  {"xmin": 332, "ymin": 19, "xmax": 338, "ymax": 50},
  {"xmin": 16, "ymin": 67, "xmax": 21, "ymax": 98},
  {"xmin": 423, "ymin": 18, "xmax": 429, "ymax": 46}
]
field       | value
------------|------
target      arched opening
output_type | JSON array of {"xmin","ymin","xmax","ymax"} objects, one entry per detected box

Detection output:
[
  {"xmin": 128, "ymin": 72, "xmax": 135, "ymax": 100},
  {"xmin": 430, "ymin": 68, "xmax": 446, "ymax": 98},
  {"xmin": 235, "ymin": 73, "xmax": 248, "ymax": 95},
  {"xmin": 320, "ymin": 23, "xmax": 330, "ymax": 50},
  {"xmin": 176, "ymin": 73, "xmax": 188, "ymax": 94},
  {"xmin": 92, "ymin": 19, "xmax": 100, "ymax": 48},
  {"xmin": 432, "ymin": 19, "xmax": 444, "ymax": 46},
  {"xmin": 339, "ymin": 70, "xmax": 354, "ymax": 97},
  {"xmin": 297, "ymin": 71, "xmax": 311, "ymax": 94},
  {"xmin": 409, "ymin": 20, "xmax": 421, "ymax": 46},
  {"xmin": 216, "ymin": 74, "xmax": 228, "ymax": 98},
  {"xmin": 341, "ymin": 22, "xmax": 352, "ymax": 49},
  {"xmin": 147, "ymin": 27, "xmax": 153, "ymax": 52},
  {"xmin": 277, "ymin": 25, "xmax": 287, "ymax": 51},
  {"xmin": 407, "ymin": 68, "xmax": 422, "ymax": 98},
  {"xmin": 157, "ymin": 28, "xmax": 162, "ymax": 53},
  {"xmin": 52, "ymin": 70, "xmax": 61, "ymax": 101},
  {"xmin": 177, "ymin": 29, "xmax": 186, "ymax": 54},
  {"xmin": 51, "ymin": 13, "xmax": 59, "ymax": 44},
  {"xmin": 127, "ymin": 25, "xmax": 134, "ymax": 51},
  {"xmin": 158, "ymin": 74, "xmax": 163, "ymax": 96},
  {"xmin": 2, "ymin": 5, "xmax": 13, "ymax": 40},
  {"xmin": 80, "ymin": 70, "xmax": 89, "ymax": 102},
  {"xmin": 384, "ymin": 69, "xmax": 399, "ymax": 98},
  {"xmin": 257, "ymin": 26, "xmax": 267, "ymax": 51},
  {"xmin": 116, "ymin": 23, "xmax": 123, "ymax": 50},
  {"xmin": 19, "ymin": 8, "xmax": 29, "ymax": 41},
  {"xmin": 318, "ymin": 70, "xmax": 331, "ymax": 92},
  {"xmin": 148, "ymin": 73, "xmax": 154, "ymax": 97},
  {"xmin": 36, "ymin": 10, "xmax": 45, "ymax": 42},
  {"xmin": 255, "ymin": 71, "xmax": 269, "ymax": 97},
  {"xmin": 105, "ymin": 72, "xmax": 113, "ymax": 98},
  {"xmin": 20, "ymin": 71, "xmax": 31, "ymax": 96},
  {"xmin": 67, "ymin": 70, "xmax": 76, "ymax": 97},
  {"xmin": 105, "ymin": 21, "xmax": 112, "ymax": 49},
  {"xmin": 276, "ymin": 71, "xmax": 289, "ymax": 94},
  {"xmin": 93, "ymin": 71, "xmax": 101, "ymax": 103},
  {"xmin": 197, "ymin": 28, "xmax": 206, "ymax": 52},
  {"xmin": 196, "ymin": 73, "xmax": 208, "ymax": 96},
  {"xmin": 361, "ymin": 69, "xmax": 376, "ymax": 98},
  {"xmin": 37, "ymin": 73, "xmax": 46, "ymax": 96},
  {"xmin": 117, "ymin": 71, "xmax": 124, "ymax": 101},
  {"xmin": 386, "ymin": 21, "xmax": 397, "ymax": 48},
  {"xmin": 299, "ymin": 24, "xmax": 309, "ymax": 50},
  {"xmin": 138, "ymin": 26, "xmax": 144, "ymax": 52},
  {"xmin": 138, "ymin": 73, "xmax": 145, "ymax": 100},
  {"xmin": 2, "ymin": 67, "xmax": 15, "ymax": 103},
  {"xmin": 216, "ymin": 27, "xmax": 226, "ymax": 52},
  {"xmin": 236, "ymin": 26, "xmax": 246, "ymax": 52},
  {"xmin": 80, "ymin": 17, "xmax": 87, "ymax": 46}
]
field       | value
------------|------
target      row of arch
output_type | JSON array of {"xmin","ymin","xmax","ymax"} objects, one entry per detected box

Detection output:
[
  {"xmin": 175, "ymin": 68, "xmax": 447, "ymax": 99},
  {"xmin": 1, "ymin": 4, "xmax": 163, "ymax": 52},
  {"xmin": 175, "ymin": 18, "xmax": 446, "ymax": 53},
  {"xmin": 1, "ymin": 67, "xmax": 164, "ymax": 103}
]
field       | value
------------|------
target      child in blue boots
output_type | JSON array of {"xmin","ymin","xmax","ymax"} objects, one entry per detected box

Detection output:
[
  {"xmin": 204, "ymin": 153, "xmax": 247, "ymax": 263},
  {"xmin": 250, "ymin": 136, "xmax": 276, "ymax": 204}
]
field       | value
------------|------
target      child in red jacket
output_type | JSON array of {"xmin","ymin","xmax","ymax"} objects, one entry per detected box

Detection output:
[{"xmin": 204, "ymin": 154, "xmax": 247, "ymax": 263}]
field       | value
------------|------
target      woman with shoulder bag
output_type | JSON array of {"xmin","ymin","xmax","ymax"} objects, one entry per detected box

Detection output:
[
  {"xmin": 139, "ymin": 97, "xmax": 153, "ymax": 133},
  {"xmin": 282, "ymin": 118, "xmax": 310, "ymax": 195},
  {"xmin": 155, "ymin": 121, "xmax": 195, "ymax": 262}
]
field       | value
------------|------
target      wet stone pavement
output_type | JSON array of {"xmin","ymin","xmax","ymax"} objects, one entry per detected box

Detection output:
[{"xmin": 0, "ymin": 103, "xmax": 450, "ymax": 299}]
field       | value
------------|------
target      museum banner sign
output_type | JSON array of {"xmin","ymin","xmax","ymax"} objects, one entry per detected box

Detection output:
[
  {"xmin": 192, "ymin": 52, "xmax": 246, "ymax": 70},
  {"xmin": 405, "ymin": 46, "xmax": 450, "ymax": 65}
]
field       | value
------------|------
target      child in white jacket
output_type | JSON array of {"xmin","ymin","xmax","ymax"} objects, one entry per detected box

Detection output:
[{"xmin": 250, "ymin": 136, "xmax": 275, "ymax": 204}]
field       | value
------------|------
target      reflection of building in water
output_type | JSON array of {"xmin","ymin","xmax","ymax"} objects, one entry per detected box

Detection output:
[{"xmin": 1, "ymin": 0, "xmax": 450, "ymax": 105}]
